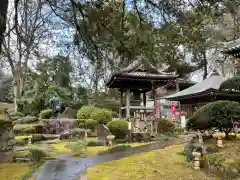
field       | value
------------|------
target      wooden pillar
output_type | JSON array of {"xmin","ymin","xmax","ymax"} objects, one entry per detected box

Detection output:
[
  {"xmin": 143, "ymin": 92, "xmax": 146, "ymax": 107},
  {"xmin": 126, "ymin": 89, "xmax": 130, "ymax": 119},
  {"xmin": 152, "ymin": 82, "xmax": 157, "ymax": 135},
  {"xmin": 176, "ymin": 78, "xmax": 180, "ymax": 92},
  {"xmin": 119, "ymin": 90, "xmax": 123, "ymax": 118}
]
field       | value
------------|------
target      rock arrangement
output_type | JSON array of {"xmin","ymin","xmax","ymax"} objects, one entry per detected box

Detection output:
[
  {"xmin": 42, "ymin": 118, "xmax": 79, "ymax": 134},
  {"xmin": 0, "ymin": 121, "xmax": 15, "ymax": 161}
]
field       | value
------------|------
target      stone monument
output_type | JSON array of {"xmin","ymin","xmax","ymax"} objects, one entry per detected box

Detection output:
[{"xmin": 96, "ymin": 124, "xmax": 111, "ymax": 145}]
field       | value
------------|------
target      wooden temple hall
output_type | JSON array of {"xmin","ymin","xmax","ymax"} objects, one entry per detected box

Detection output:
[{"xmin": 106, "ymin": 60, "xmax": 194, "ymax": 134}]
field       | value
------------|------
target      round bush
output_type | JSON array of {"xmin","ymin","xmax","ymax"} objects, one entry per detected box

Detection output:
[
  {"xmin": 157, "ymin": 118, "xmax": 174, "ymax": 134},
  {"xmin": 76, "ymin": 106, "xmax": 95, "ymax": 119},
  {"xmin": 107, "ymin": 120, "xmax": 128, "ymax": 139},
  {"xmin": 85, "ymin": 119, "xmax": 97, "ymax": 130},
  {"xmin": 91, "ymin": 108, "xmax": 112, "ymax": 124},
  {"xmin": 39, "ymin": 109, "xmax": 52, "ymax": 119},
  {"xmin": 187, "ymin": 100, "xmax": 240, "ymax": 136}
]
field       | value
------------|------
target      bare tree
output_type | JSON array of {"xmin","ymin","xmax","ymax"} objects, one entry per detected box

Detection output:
[
  {"xmin": 0, "ymin": 0, "xmax": 9, "ymax": 54},
  {"xmin": 1, "ymin": 0, "xmax": 53, "ymax": 111}
]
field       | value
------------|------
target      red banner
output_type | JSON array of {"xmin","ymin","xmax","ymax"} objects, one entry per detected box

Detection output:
[{"xmin": 171, "ymin": 102, "xmax": 176, "ymax": 118}]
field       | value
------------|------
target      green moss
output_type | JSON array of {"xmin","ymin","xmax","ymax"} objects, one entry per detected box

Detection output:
[
  {"xmin": 88, "ymin": 145, "xmax": 218, "ymax": 180},
  {"xmin": 0, "ymin": 163, "xmax": 30, "ymax": 180}
]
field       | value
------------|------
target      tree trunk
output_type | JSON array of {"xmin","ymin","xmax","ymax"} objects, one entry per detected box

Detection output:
[
  {"xmin": 0, "ymin": 0, "xmax": 8, "ymax": 54},
  {"xmin": 202, "ymin": 51, "xmax": 208, "ymax": 80}
]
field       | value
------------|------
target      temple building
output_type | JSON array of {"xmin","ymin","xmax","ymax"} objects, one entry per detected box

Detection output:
[
  {"xmin": 106, "ymin": 60, "xmax": 194, "ymax": 134},
  {"xmin": 165, "ymin": 39, "xmax": 240, "ymax": 116}
]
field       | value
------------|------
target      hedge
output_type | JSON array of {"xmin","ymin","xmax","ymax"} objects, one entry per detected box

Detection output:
[
  {"xmin": 13, "ymin": 124, "xmax": 44, "ymax": 135},
  {"xmin": 107, "ymin": 120, "xmax": 128, "ymax": 139}
]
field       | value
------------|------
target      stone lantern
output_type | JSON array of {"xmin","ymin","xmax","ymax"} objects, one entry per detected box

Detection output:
[
  {"xmin": 192, "ymin": 150, "xmax": 201, "ymax": 170},
  {"xmin": 213, "ymin": 132, "xmax": 225, "ymax": 148},
  {"xmin": 107, "ymin": 135, "xmax": 115, "ymax": 146}
]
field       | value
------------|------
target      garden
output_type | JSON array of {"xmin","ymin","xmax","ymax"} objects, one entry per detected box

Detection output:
[
  {"xmin": 0, "ymin": 103, "xmax": 183, "ymax": 180},
  {"xmin": 87, "ymin": 100, "xmax": 240, "ymax": 180}
]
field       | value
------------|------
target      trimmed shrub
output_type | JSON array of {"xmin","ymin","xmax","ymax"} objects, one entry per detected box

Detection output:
[
  {"xmin": 29, "ymin": 148, "xmax": 47, "ymax": 162},
  {"xmin": 13, "ymin": 124, "xmax": 43, "ymax": 135},
  {"xmin": 39, "ymin": 109, "xmax": 52, "ymax": 119},
  {"xmin": 31, "ymin": 134, "xmax": 45, "ymax": 143},
  {"xmin": 13, "ymin": 115, "xmax": 38, "ymax": 125},
  {"xmin": 157, "ymin": 118, "xmax": 174, "ymax": 134},
  {"xmin": 157, "ymin": 134, "xmax": 172, "ymax": 141},
  {"xmin": 85, "ymin": 119, "xmax": 97, "ymax": 130},
  {"xmin": 87, "ymin": 139, "xmax": 103, "ymax": 146},
  {"xmin": 101, "ymin": 144, "xmax": 131, "ymax": 154},
  {"xmin": 107, "ymin": 120, "xmax": 128, "ymax": 139},
  {"xmin": 67, "ymin": 141, "xmax": 87, "ymax": 157},
  {"xmin": 10, "ymin": 111, "xmax": 24, "ymax": 121},
  {"xmin": 175, "ymin": 127, "xmax": 185, "ymax": 134},
  {"xmin": 76, "ymin": 106, "xmax": 95, "ymax": 119},
  {"xmin": 187, "ymin": 100, "xmax": 240, "ymax": 138},
  {"xmin": 91, "ymin": 108, "xmax": 112, "ymax": 124}
]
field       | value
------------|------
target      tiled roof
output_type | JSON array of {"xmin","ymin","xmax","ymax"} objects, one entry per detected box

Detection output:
[
  {"xmin": 165, "ymin": 70, "xmax": 226, "ymax": 100},
  {"xmin": 222, "ymin": 38, "xmax": 240, "ymax": 51},
  {"xmin": 121, "ymin": 72, "xmax": 176, "ymax": 77}
]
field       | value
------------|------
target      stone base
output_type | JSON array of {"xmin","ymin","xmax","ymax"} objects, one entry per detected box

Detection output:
[{"xmin": 0, "ymin": 151, "xmax": 14, "ymax": 162}]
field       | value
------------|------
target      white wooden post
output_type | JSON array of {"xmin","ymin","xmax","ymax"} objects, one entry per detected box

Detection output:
[{"xmin": 126, "ymin": 89, "xmax": 130, "ymax": 119}]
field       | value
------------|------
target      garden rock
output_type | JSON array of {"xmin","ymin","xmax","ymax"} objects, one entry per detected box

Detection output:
[
  {"xmin": 60, "ymin": 107, "xmax": 77, "ymax": 119},
  {"xmin": 42, "ymin": 118, "xmax": 78, "ymax": 134},
  {"xmin": 96, "ymin": 124, "xmax": 110, "ymax": 141},
  {"xmin": 59, "ymin": 131, "xmax": 71, "ymax": 140},
  {"xmin": 0, "ymin": 121, "xmax": 16, "ymax": 162}
]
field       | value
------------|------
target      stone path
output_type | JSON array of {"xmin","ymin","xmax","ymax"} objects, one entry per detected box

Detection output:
[{"xmin": 35, "ymin": 137, "xmax": 184, "ymax": 180}]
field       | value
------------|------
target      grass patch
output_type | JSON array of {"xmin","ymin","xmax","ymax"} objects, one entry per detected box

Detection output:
[
  {"xmin": 88, "ymin": 144, "xmax": 218, "ymax": 180},
  {"xmin": 20, "ymin": 162, "xmax": 43, "ymax": 180}
]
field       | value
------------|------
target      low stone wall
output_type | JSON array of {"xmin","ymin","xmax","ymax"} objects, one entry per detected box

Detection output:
[{"xmin": 0, "ymin": 121, "xmax": 15, "ymax": 162}]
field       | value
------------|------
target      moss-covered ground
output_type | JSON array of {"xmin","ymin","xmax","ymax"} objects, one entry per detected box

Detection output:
[
  {"xmin": 88, "ymin": 144, "xmax": 218, "ymax": 180},
  {"xmin": 0, "ymin": 163, "xmax": 30, "ymax": 180}
]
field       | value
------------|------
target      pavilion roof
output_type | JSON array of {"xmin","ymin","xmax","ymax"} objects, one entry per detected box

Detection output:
[
  {"xmin": 222, "ymin": 38, "xmax": 240, "ymax": 57},
  {"xmin": 106, "ymin": 60, "xmax": 177, "ymax": 89},
  {"xmin": 165, "ymin": 70, "xmax": 226, "ymax": 101}
]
